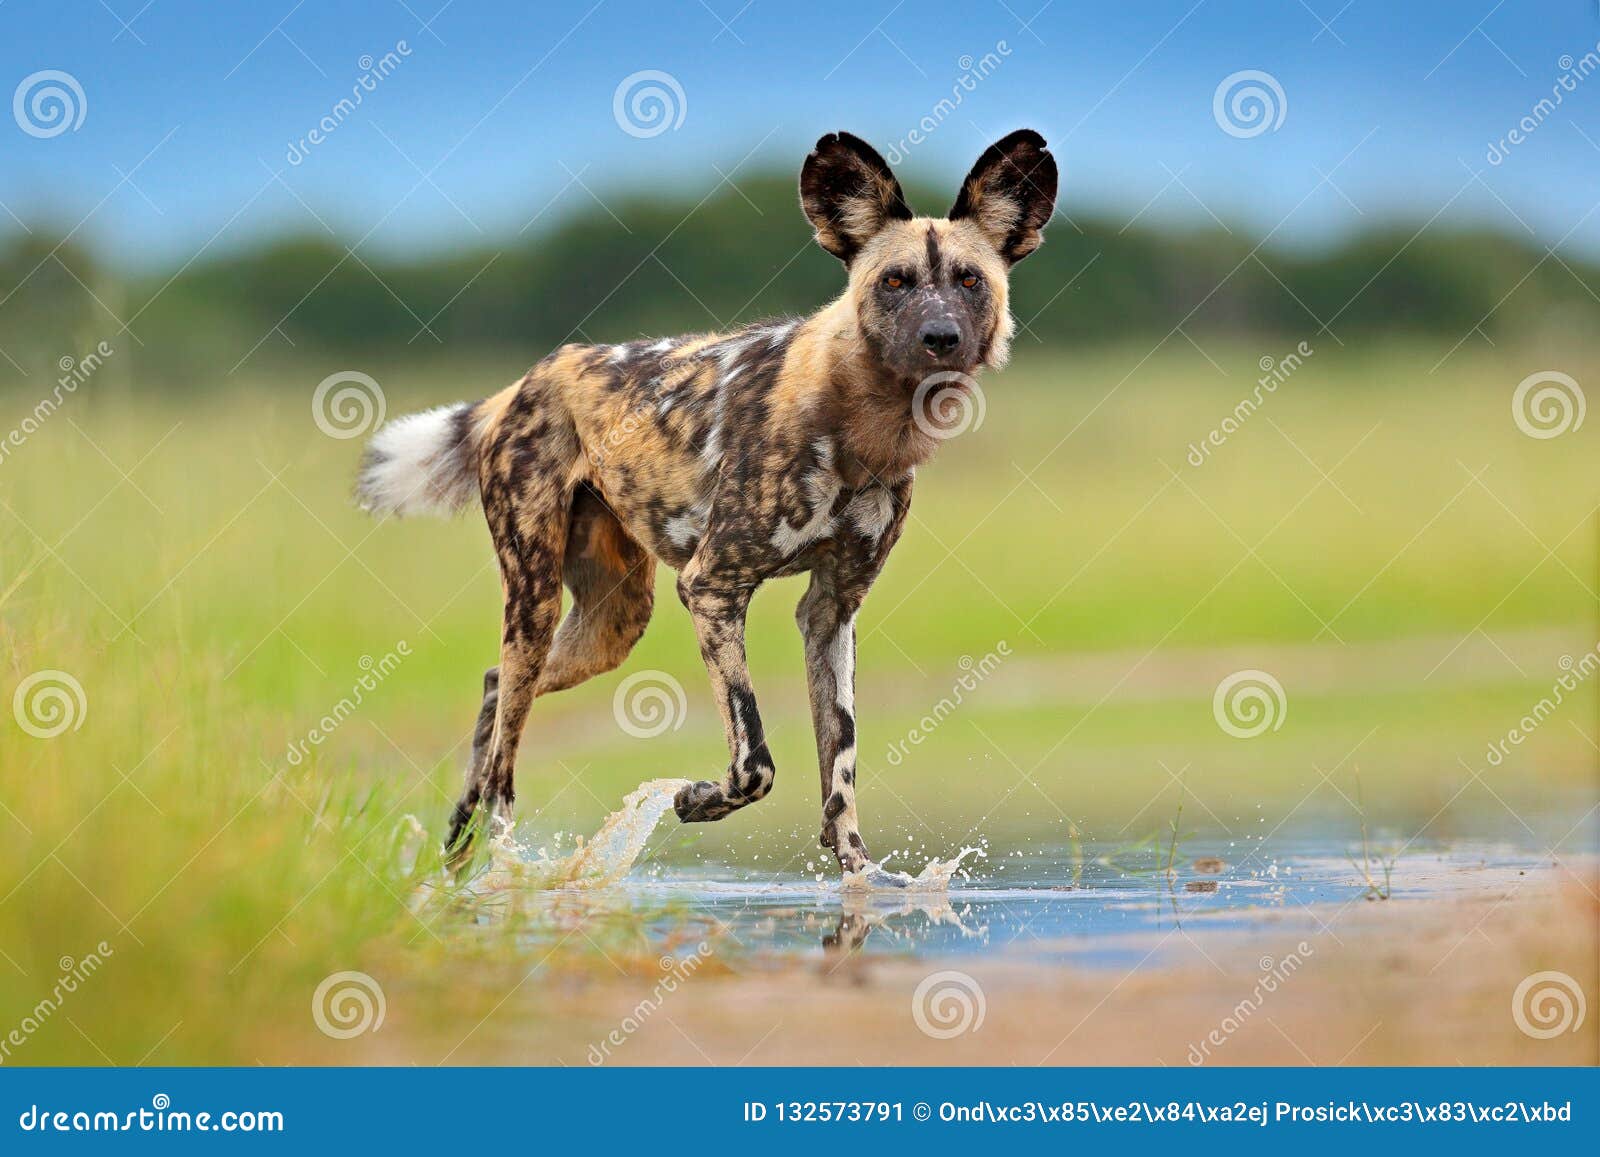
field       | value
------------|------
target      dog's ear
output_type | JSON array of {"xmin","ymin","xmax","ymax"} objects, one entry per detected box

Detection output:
[
  {"xmin": 800, "ymin": 132, "xmax": 912, "ymax": 264},
  {"xmin": 949, "ymin": 129, "xmax": 1057, "ymax": 264}
]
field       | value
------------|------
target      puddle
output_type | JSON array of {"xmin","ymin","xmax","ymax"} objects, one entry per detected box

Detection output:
[
  {"xmin": 601, "ymin": 843, "xmax": 1562, "ymax": 964},
  {"xmin": 480, "ymin": 837, "xmax": 1577, "ymax": 967},
  {"xmin": 415, "ymin": 781, "xmax": 1594, "ymax": 969}
]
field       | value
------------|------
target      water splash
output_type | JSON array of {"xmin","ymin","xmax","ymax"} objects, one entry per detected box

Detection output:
[
  {"xmin": 550, "ymin": 777, "xmax": 691, "ymax": 885},
  {"xmin": 472, "ymin": 777, "xmax": 691, "ymax": 892},
  {"xmin": 417, "ymin": 777, "xmax": 984, "ymax": 897},
  {"xmin": 842, "ymin": 846, "xmax": 985, "ymax": 892}
]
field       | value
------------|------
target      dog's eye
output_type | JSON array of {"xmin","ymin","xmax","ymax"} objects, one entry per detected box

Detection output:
[
  {"xmin": 960, "ymin": 274, "xmax": 981, "ymax": 291},
  {"xmin": 883, "ymin": 275, "xmax": 904, "ymax": 290}
]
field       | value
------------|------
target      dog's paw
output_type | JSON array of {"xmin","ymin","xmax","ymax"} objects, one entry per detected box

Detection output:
[{"xmin": 674, "ymin": 780, "xmax": 733, "ymax": 823}]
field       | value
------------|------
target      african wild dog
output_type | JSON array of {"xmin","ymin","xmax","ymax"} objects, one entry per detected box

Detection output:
[{"xmin": 355, "ymin": 129, "xmax": 1057, "ymax": 879}]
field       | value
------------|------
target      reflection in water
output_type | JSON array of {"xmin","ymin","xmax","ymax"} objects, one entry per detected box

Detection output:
[{"xmin": 824, "ymin": 893, "xmax": 984, "ymax": 953}]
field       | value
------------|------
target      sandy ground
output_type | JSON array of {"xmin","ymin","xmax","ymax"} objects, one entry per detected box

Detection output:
[{"xmin": 348, "ymin": 862, "xmax": 1600, "ymax": 1067}]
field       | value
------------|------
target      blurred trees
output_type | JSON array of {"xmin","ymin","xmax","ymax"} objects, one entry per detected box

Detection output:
[{"xmin": 0, "ymin": 172, "xmax": 1593, "ymax": 387}]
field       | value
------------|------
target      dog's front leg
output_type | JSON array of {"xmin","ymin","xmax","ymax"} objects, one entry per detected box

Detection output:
[
  {"xmin": 796, "ymin": 574, "xmax": 873, "ymax": 872},
  {"xmin": 672, "ymin": 574, "xmax": 775, "ymax": 822}
]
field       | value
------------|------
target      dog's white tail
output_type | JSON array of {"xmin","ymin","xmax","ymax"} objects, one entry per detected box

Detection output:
[{"xmin": 355, "ymin": 402, "xmax": 481, "ymax": 518}]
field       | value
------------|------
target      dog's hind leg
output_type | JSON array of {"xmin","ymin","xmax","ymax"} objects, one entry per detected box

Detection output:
[
  {"xmin": 459, "ymin": 663, "xmax": 499, "ymax": 800},
  {"xmin": 534, "ymin": 484, "xmax": 656, "ymax": 696},
  {"xmin": 456, "ymin": 488, "xmax": 652, "ymax": 811},
  {"xmin": 446, "ymin": 501, "xmax": 567, "ymax": 853},
  {"xmin": 445, "ymin": 388, "xmax": 575, "ymax": 858},
  {"xmin": 446, "ymin": 547, "xmax": 567, "ymax": 855}
]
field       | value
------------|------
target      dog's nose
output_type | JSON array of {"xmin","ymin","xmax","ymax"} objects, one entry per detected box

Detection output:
[{"xmin": 919, "ymin": 320, "xmax": 961, "ymax": 356}]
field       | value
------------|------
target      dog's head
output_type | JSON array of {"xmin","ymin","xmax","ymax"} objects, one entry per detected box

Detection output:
[{"xmin": 800, "ymin": 129, "xmax": 1056, "ymax": 382}]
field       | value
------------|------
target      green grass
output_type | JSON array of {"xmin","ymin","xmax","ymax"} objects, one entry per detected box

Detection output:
[{"xmin": 0, "ymin": 338, "xmax": 1596, "ymax": 1063}]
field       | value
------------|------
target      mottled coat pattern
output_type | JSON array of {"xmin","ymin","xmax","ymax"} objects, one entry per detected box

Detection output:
[{"xmin": 356, "ymin": 129, "xmax": 1057, "ymax": 875}]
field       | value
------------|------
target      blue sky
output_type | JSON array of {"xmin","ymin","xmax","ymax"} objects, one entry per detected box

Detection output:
[{"xmin": 4, "ymin": 0, "xmax": 1600, "ymax": 267}]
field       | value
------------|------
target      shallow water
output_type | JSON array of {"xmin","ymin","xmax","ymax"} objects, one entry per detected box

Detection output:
[
  {"xmin": 614, "ymin": 842, "xmax": 1569, "ymax": 965},
  {"xmin": 463, "ymin": 779, "xmax": 1589, "ymax": 968}
]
